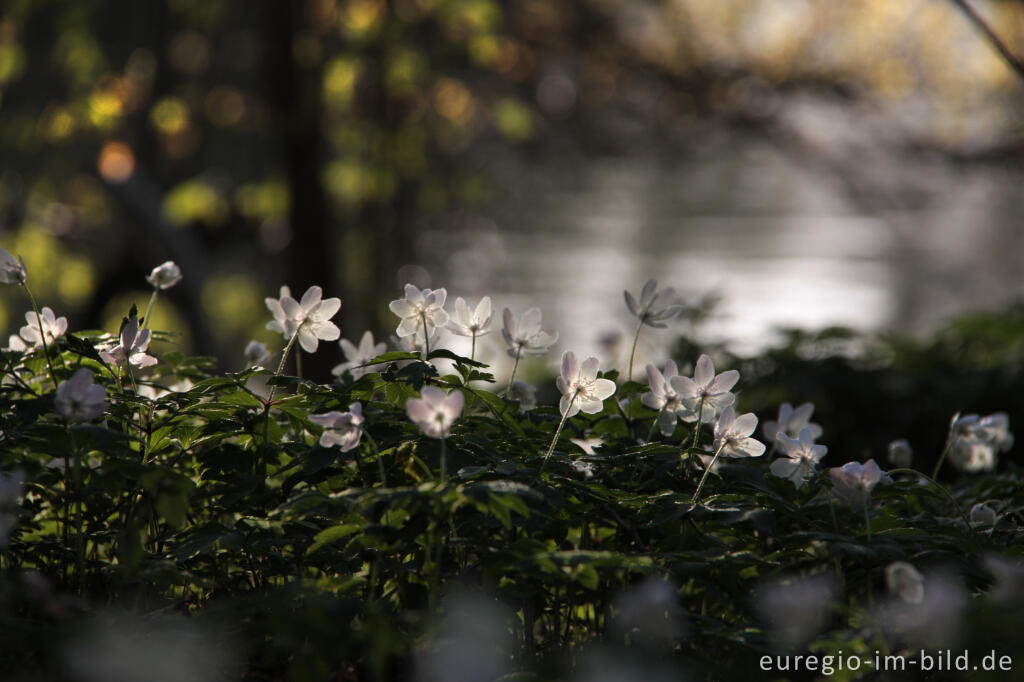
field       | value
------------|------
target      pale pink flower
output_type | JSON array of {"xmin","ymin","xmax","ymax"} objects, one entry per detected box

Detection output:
[
  {"xmin": 556, "ymin": 351, "xmax": 616, "ymax": 418},
  {"xmin": 310, "ymin": 403, "xmax": 364, "ymax": 452},
  {"xmin": 671, "ymin": 354, "xmax": 738, "ymax": 423},
  {"xmin": 19, "ymin": 307, "xmax": 68, "ymax": 347},
  {"xmin": 624, "ymin": 278, "xmax": 684, "ymax": 328},
  {"xmin": 407, "ymin": 386, "xmax": 464, "ymax": 438},
  {"xmin": 99, "ymin": 314, "xmax": 157, "ymax": 368},
  {"xmin": 389, "ymin": 284, "xmax": 448, "ymax": 338},
  {"xmin": 145, "ymin": 261, "xmax": 182, "ymax": 290},
  {"xmin": 265, "ymin": 285, "xmax": 341, "ymax": 353},
  {"xmin": 712, "ymin": 405, "xmax": 765, "ymax": 459},
  {"xmin": 55, "ymin": 368, "xmax": 107, "ymax": 422},
  {"xmin": 769, "ymin": 428, "xmax": 827, "ymax": 488}
]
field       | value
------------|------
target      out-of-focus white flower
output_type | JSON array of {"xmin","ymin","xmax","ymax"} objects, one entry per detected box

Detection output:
[
  {"xmin": 407, "ymin": 386, "xmax": 464, "ymax": 438},
  {"xmin": 333, "ymin": 331, "xmax": 387, "ymax": 379},
  {"xmin": 969, "ymin": 502, "xmax": 998, "ymax": 527},
  {"xmin": 610, "ymin": 576, "xmax": 686, "ymax": 645},
  {"xmin": 310, "ymin": 403, "xmax": 364, "ymax": 452},
  {"xmin": 0, "ymin": 469, "xmax": 24, "ymax": 548},
  {"xmin": 508, "ymin": 381, "xmax": 537, "ymax": 411},
  {"xmin": 244, "ymin": 340, "xmax": 272, "ymax": 368},
  {"xmin": 389, "ymin": 284, "xmax": 448, "ymax": 338},
  {"xmin": 6, "ymin": 334, "xmax": 28, "ymax": 352},
  {"xmin": 556, "ymin": 351, "xmax": 616, "ymax": 418},
  {"xmin": 501, "ymin": 307, "xmax": 558, "ymax": 358},
  {"xmin": 19, "ymin": 307, "xmax": 68, "ymax": 347},
  {"xmin": 671, "ymin": 354, "xmax": 738, "ymax": 423},
  {"xmin": 99, "ymin": 314, "xmax": 157, "ymax": 368},
  {"xmin": 886, "ymin": 562, "xmax": 925, "ymax": 604},
  {"xmin": 947, "ymin": 412, "xmax": 1013, "ymax": 473},
  {"xmin": 828, "ymin": 459, "xmax": 891, "ymax": 508},
  {"xmin": 393, "ymin": 327, "xmax": 442, "ymax": 355},
  {"xmin": 55, "ymin": 368, "xmax": 107, "ymax": 422},
  {"xmin": 755, "ymin": 573, "xmax": 835, "ymax": 649},
  {"xmin": 570, "ymin": 459, "xmax": 596, "ymax": 479},
  {"xmin": 145, "ymin": 261, "xmax": 182, "ymax": 290},
  {"xmin": 769, "ymin": 428, "xmax": 826, "ymax": 488},
  {"xmin": 642, "ymin": 361, "xmax": 695, "ymax": 436},
  {"xmin": 712, "ymin": 406, "xmax": 765, "ymax": 459},
  {"xmin": 137, "ymin": 377, "xmax": 193, "ymax": 400},
  {"xmin": 415, "ymin": 589, "xmax": 515, "ymax": 682},
  {"xmin": 447, "ymin": 296, "xmax": 492, "ymax": 337},
  {"xmin": 624, "ymin": 278, "xmax": 684, "ymax": 328},
  {"xmin": 0, "ymin": 246, "xmax": 26, "ymax": 285},
  {"xmin": 983, "ymin": 555, "xmax": 1024, "ymax": 604},
  {"xmin": 874, "ymin": 571, "xmax": 967, "ymax": 648},
  {"xmin": 570, "ymin": 437, "xmax": 603, "ymax": 455},
  {"xmin": 265, "ymin": 285, "xmax": 341, "ymax": 353},
  {"xmin": 762, "ymin": 402, "xmax": 823, "ymax": 443},
  {"xmin": 887, "ymin": 439, "xmax": 913, "ymax": 468}
]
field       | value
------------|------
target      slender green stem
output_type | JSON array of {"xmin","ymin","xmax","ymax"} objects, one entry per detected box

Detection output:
[
  {"xmin": 627, "ymin": 320, "xmax": 643, "ymax": 383},
  {"xmin": 692, "ymin": 441, "xmax": 726, "ymax": 504},
  {"xmin": 470, "ymin": 333, "xmax": 476, "ymax": 364},
  {"xmin": 420, "ymin": 312, "xmax": 430, "ymax": 361},
  {"xmin": 888, "ymin": 468, "xmax": 973, "ymax": 529},
  {"xmin": 541, "ymin": 395, "xmax": 577, "ymax": 470},
  {"xmin": 645, "ymin": 410, "xmax": 662, "ymax": 442},
  {"xmin": 295, "ymin": 347, "xmax": 302, "ymax": 379},
  {"xmin": 440, "ymin": 437, "xmax": 447, "ymax": 481},
  {"xmin": 689, "ymin": 396, "xmax": 705, "ymax": 452},
  {"xmin": 363, "ymin": 430, "xmax": 387, "ymax": 487},
  {"xmin": 268, "ymin": 328, "xmax": 301, "ymax": 404},
  {"xmin": 67, "ymin": 427, "xmax": 84, "ymax": 594},
  {"xmin": 505, "ymin": 348, "xmax": 522, "ymax": 396},
  {"xmin": 141, "ymin": 289, "xmax": 159, "ymax": 330},
  {"xmin": 931, "ymin": 435, "xmax": 958, "ymax": 480},
  {"xmin": 22, "ymin": 283, "xmax": 58, "ymax": 389}
]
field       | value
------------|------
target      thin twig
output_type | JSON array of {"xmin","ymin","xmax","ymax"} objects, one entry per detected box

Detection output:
[{"xmin": 949, "ymin": 0, "xmax": 1024, "ymax": 83}]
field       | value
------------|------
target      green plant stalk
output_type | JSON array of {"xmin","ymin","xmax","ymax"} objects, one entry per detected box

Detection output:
[
  {"xmin": 689, "ymin": 397, "xmax": 705, "ymax": 452},
  {"xmin": 22, "ymin": 282, "xmax": 59, "ymax": 389},
  {"xmin": 505, "ymin": 347, "xmax": 522, "ymax": 396},
  {"xmin": 691, "ymin": 440, "xmax": 727, "ymax": 504},
  {"xmin": 930, "ymin": 435, "xmax": 958, "ymax": 480},
  {"xmin": 470, "ymin": 333, "xmax": 476, "ymax": 363},
  {"xmin": 541, "ymin": 395, "xmax": 577, "ymax": 470},
  {"xmin": 440, "ymin": 436, "xmax": 447, "ymax": 481},
  {"xmin": 363, "ymin": 430, "xmax": 387, "ymax": 487},
  {"xmin": 645, "ymin": 410, "xmax": 663, "ymax": 442},
  {"xmin": 420, "ymin": 311, "xmax": 430, "ymax": 361},
  {"xmin": 626, "ymin": 319, "xmax": 643, "ymax": 384},
  {"xmin": 67, "ymin": 427, "xmax": 84, "ymax": 595},
  {"xmin": 141, "ymin": 288, "xmax": 159, "ymax": 330}
]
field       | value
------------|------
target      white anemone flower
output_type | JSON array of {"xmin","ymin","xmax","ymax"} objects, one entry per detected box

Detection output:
[
  {"xmin": 624, "ymin": 278, "xmax": 684, "ymax": 328},
  {"xmin": 641, "ymin": 360, "xmax": 695, "ymax": 436},
  {"xmin": 828, "ymin": 459, "xmax": 891, "ymax": 509},
  {"xmin": 0, "ymin": 246, "xmax": 26, "ymax": 285},
  {"xmin": 19, "ymin": 307, "xmax": 68, "ymax": 347},
  {"xmin": 310, "ymin": 403, "xmax": 364, "ymax": 452},
  {"xmin": 146, "ymin": 261, "xmax": 182, "ymax": 290},
  {"xmin": 671, "ymin": 354, "xmax": 738, "ymax": 423},
  {"xmin": 389, "ymin": 284, "xmax": 449, "ymax": 338},
  {"xmin": 769, "ymin": 428, "xmax": 827, "ymax": 488},
  {"xmin": 887, "ymin": 439, "xmax": 913, "ymax": 468},
  {"xmin": 264, "ymin": 285, "xmax": 341, "ymax": 353},
  {"xmin": 55, "ymin": 368, "xmax": 107, "ymax": 422},
  {"xmin": 556, "ymin": 351, "xmax": 616, "ymax": 418},
  {"xmin": 6, "ymin": 335, "xmax": 27, "ymax": 352},
  {"xmin": 333, "ymin": 331, "xmax": 387, "ymax": 379},
  {"xmin": 406, "ymin": 385, "xmax": 464, "ymax": 438},
  {"xmin": 970, "ymin": 502, "xmax": 998, "ymax": 527},
  {"xmin": 501, "ymin": 307, "xmax": 558, "ymax": 358},
  {"xmin": 448, "ymin": 296, "xmax": 492, "ymax": 337},
  {"xmin": 509, "ymin": 381, "xmax": 537, "ymax": 411},
  {"xmin": 885, "ymin": 562, "xmax": 925, "ymax": 604},
  {"xmin": 712, "ymin": 406, "xmax": 766, "ymax": 459},
  {"xmin": 762, "ymin": 402, "xmax": 823, "ymax": 443},
  {"xmin": 99, "ymin": 314, "xmax": 157, "ymax": 368},
  {"xmin": 244, "ymin": 340, "xmax": 272, "ymax": 368}
]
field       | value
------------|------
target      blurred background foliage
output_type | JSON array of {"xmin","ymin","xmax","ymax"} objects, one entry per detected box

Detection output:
[{"xmin": 1, "ymin": 0, "xmax": 1023, "ymax": 377}]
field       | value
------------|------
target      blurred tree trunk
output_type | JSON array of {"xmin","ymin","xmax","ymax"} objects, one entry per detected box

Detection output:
[{"xmin": 266, "ymin": 0, "xmax": 337, "ymax": 380}]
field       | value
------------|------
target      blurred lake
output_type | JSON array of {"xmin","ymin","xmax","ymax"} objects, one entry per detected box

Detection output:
[{"xmin": 417, "ymin": 108, "xmax": 1024, "ymax": 370}]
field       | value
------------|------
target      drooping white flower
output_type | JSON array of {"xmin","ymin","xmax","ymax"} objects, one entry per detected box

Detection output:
[
  {"xmin": 828, "ymin": 459, "xmax": 891, "ymax": 508},
  {"xmin": 671, "ymin": 354, "xmax": 738, "ymax": 423},
  {"xmin": 0, "ymin": 246, "xmax": 26, "ymax": 285},
  {"xmin": 624, "ymin": 278, "xmax": 684, "ymax": 328},
  {"xmin": 389, "ymin": 284, "xmax": 449, "ymax": 338},
  {"xmin": 887, "ymin": 439, "xmax": 913, "ymax": 468},
  {"xmin": 769, "ymin": 428, "xmax": 827, "ymax": 488},
  {"xmin": 762, "ymin": 402, "xmax": 823, "ymax": 443},
  {"xmin": 264, "ymin": 285, "xmax": 342, "ymax": 353},
  {"xmin": 310, "ymin": 403, "xmax": 364, "ymax": 452},
  {"xmin": 885, "ymin": 561, "xmax": 925, "ymax": 604},
  {"xmin": 508, "ymin": 380, "xmax": 537, "ymax": 411},
  {"xmin": 501, "ymin": 307, "xmax": 558, "ymax": 358},
  {"xmin": 970, "ymin": 502, "xmax": 998, "ymax": 527},
  {"xmin": 146, "ymin": 261, "xmax": 182, "ymax": 290},
  {"xmin": 19, "ymin": 307, "xmax": 68, "ymax": 347},
  {"xmin": 448, "ymin": 296, "xmax": 493, "ymax": 337},
  {"xmin": 333, "ymin": 330, "xmax": 387, "ymax": 379},
  {"xmin": 406, "ymin": 385, "xmax": 464, "ymax": 438},
  {"xmin": 556, "ymin": 351, "xmax": 616, "ymax": 418},
  {"xmin": 99, "ymin": 314, "xmax": 157, "ymax": 368},
  {"xmin": 244, "ymin": 340, "xmax": 272, "ymax": 368},
  {"xmin": 55, "ymin": 368, "xmax": 107, "ymax": 422},
  {"xmin": 712, "ymin": 406, "xmax": 765, "ymax": 459},
  {"xmin": 641, "ymin": 360, "xmax": 695, "ymax": 436}
]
